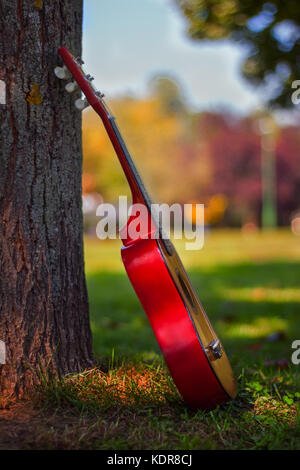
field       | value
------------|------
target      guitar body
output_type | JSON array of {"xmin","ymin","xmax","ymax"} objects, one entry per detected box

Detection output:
[
  {"xmin": 57, "ymin": 46, "xmax": 237, "ymax": 409},
  {"xmin": 122, "ymin": 237, "xmax": 236, "ymax": 409}
]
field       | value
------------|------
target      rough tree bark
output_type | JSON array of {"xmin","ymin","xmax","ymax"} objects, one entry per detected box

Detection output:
[{"xmin": 0, "ymin": 0, "xmax": 94, "ymax": 403}]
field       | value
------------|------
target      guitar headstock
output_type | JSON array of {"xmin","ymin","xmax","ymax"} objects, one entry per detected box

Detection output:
[{"xmin": 55, "ymin": 46, "xmax": 106, "ymax": 112}]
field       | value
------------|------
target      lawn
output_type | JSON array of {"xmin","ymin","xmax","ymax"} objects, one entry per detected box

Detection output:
[
  {"xmin": 68, "ymin": 229, "xmax": 300, "ymax": 449},
  {"xmin": 86, "ymin": 229, "xmax": 300, "ymax": 364},
  {"xmin": 1, "ymin": 229, "xmax": 299, "ymax": 450}
]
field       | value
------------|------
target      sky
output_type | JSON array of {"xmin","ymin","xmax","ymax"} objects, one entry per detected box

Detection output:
[{"xmin": 82, "ymin": 0, "xmax": 262, "ymax": 114}]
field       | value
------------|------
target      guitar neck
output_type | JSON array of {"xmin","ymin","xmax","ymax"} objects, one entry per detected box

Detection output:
[
  {"xmin": 58, "ymin": 46, "xmax": 150, "ymax": 208},
  {"xmin": 58, "ymin": 46, "xmax": 174, "ymax": 248},
  {"xmin": 95, "ymin": 103, "xmax": 153, "ymax": 210},
  {"xmin": 96, "ymin": 107, "xmax": 173, "ymax": 253}
]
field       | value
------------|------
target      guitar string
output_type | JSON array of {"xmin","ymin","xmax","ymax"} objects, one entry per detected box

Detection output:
[{"xmin": 108, "ymin": 116, "xmax": 173, "ymax": 254}]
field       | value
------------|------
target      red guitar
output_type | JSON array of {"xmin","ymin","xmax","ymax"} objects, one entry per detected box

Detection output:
[{"xmin": 56, "ymin": 46, "xmax": 237, "ymax": 409}]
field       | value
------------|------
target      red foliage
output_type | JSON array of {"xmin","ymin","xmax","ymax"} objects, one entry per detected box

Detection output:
[{"xmin": 199, "ymin": 113, "xmax": 300, "ymax": 226}]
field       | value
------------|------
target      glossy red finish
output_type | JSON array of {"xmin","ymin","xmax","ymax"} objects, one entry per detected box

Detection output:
[
  {"xmin": 121, "ymin": 238, "xmax": 229, "ymax": 409},
  {"xmin": 58, "ymin": 46, "xmax": 232, "ymax": 409}
]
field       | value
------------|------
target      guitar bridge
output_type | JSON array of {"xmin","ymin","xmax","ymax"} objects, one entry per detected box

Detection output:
[{"xmin": 205, "ymin": 339, "xmax": 223, "ymax": 361}]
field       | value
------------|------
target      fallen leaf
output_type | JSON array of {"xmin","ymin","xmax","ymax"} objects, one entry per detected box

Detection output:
[
  {"xmin": 34, "ymin": 0, "xmax": 43, "ymax": 8},
  {"xmin": 26, "ymin": 83, "xmax": 43, "ymax": 105}
]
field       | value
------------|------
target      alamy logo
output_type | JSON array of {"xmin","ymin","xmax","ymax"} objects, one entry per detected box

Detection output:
[
  {"xmin": 95, "ymin": 196, "xmax": 205, "ymax": 251},
  {"xmin": 291, "ymin": 80, "xmax": 300, "ymax": 105},
  {"xmin": 291, "ymin": 340, "xmax": 300, "ymax": 365},
  {"xmin": 0, "ymin": 340, "xmax": 5, "ymax": 364}
]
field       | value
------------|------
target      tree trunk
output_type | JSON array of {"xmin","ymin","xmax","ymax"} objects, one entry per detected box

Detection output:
[{"xmin": 0, "ymin": 0, "xmax": 94, "ymax": 403}]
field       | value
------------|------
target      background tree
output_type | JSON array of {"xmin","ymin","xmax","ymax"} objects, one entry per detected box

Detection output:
[
  {"xmin": 175, "ymin": 0, "xmax": 300, "ymax": 107},
  {"xmin": 0, "ymin": 0, "xmax": 94, "ymax": 403},
  {"xmin": 82, "ymin": 80, "xmax": 211, "ymax": 206},
  {"xmin": 148, "ymin": 76, "xmax": 187, "ymax": 115}
]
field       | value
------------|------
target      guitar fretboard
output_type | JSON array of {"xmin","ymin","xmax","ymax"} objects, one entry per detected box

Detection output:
[
  {"xmin": 109, "ymin": 116, "xmax": 154, "ymax": 210},
  {"xmin": 109, "ymin": 116, "xmax": 173, "ymax": 255}
]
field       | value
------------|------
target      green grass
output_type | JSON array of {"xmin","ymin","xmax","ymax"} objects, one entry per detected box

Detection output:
[
  {"xmin": 31, "ymin": 230, "xmax": 300, "ymax": 449},
  {"xmin": 86, "ymin": 230, "xmax": 300, "ymax": 362}
]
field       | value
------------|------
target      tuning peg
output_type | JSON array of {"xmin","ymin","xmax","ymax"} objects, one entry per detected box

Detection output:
[
  {"xmin": 74, "ymin": 57, "xmax": 85, "ymax": 66},
  {"xmin": 54, "ymin": 66, "xmax": 71, "ymax": 80},
  {"xmin": 65, "ymin": 81, "xmax": 78, "ymax": 93},
  {"xmin": 75, "ymin": 98, "xmax": 90, "ymax": 111},
  {"xmin": 85, "ymin": 74, "xmax": 94, "ymax": 82}
]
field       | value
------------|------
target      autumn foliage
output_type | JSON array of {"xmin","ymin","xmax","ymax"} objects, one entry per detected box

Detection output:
[{"xmin": 82, "ymin": 78, "xmax": 300, "ymax": 227}]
